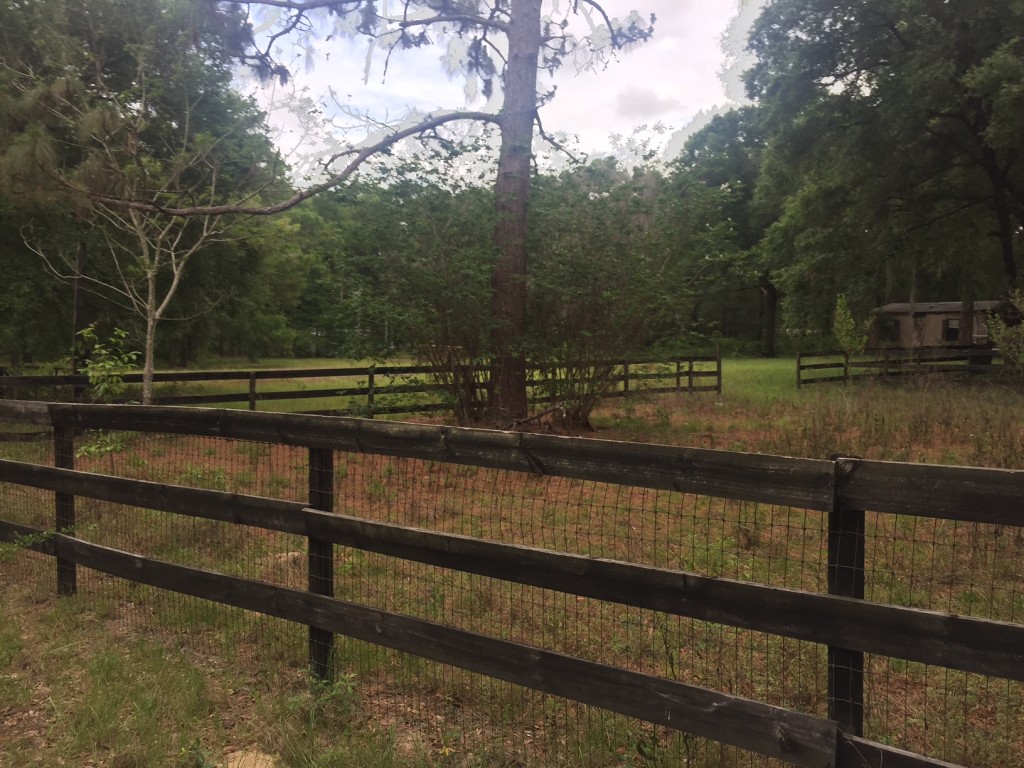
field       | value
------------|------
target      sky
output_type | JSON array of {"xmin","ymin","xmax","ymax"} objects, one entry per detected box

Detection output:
[{"xmin": 248, "ymin": 1, "xmax": 767, "ymax": 167}]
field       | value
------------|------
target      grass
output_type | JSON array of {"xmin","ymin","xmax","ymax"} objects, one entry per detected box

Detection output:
[
  {"xmin": 0, "ymin": 586, "xmax": 438, "ymax": 768},
  {"xmin": 596, "ymin": 357, "xmax": 1024, "ymax": 467},
  {"xmin": 2, "ymin": 361, "xmax": 1024, "ymax": 766},
  {"xmin": 147, "ymin": 360, "xmax": 440, "ymax": 416}
]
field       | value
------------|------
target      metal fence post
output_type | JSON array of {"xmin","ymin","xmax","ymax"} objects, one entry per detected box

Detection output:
[
  {"xmin": 308, "ymin": 447, "xmax": 335, "ymax": 683},
  {"xmin": 54, "ymin": 425, "xmax": 76, "ymax": 596},
  {"xmin": 828, "ymin": 454, "xmax": 865, "ymax": 735}
]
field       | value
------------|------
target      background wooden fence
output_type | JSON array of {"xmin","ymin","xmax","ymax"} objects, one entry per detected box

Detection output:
[
  {"xmin": 0, "ymin": 353, "xmax": 722, "ymax": 414},
  {"xmin": 1, "ymin": 401, "xmax": 1021, "ymax": 767},
  {"xmin": 797, "ymin": 347, "xmax": 1004, "ymax": 387}
]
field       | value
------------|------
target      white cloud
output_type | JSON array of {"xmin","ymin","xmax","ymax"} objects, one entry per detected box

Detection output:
[
  {"xmin": 246, "ymin": 1, "xmax": 767, "ymax": 166},
  {"xmin": 615, "ymin": 86, "xmax": 683, "ymax": 118}
]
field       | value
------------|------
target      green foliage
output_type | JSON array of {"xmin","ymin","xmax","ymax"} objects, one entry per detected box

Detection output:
[
  {"xmin": 0, "ymin": 0, "xmax": 288, "ymax": 399},
  {"xmin": 75, "ymin": 324, "xmax": 139, "ymax": 403},
  {"xmin": 747, "ymin": 0, "xmax": 1024, "ymax": 321},
  {"xmin": 178, "ymin": 464, "xmax": 228, "ymax": 491},
  {"xmin": 832, "ymin": 294, "xmax": 870, "ymax": 356},
  {"xmin": 307, "ymin": 176, "xmax": 498, "ymax": 422},
  {"xmin": 0, "ymin": 530, "xmax": 56, "ymax": 563},
  {"xmin": 526, "ymin": 160, "xmax": 715, "ymax": 427},
  {"xmin": 74, "ymin": 431, "xmax": 129, "ymax": 463},
  {"xmin": 0, "ymin": 204, "xmax": 73, "ymax": 367},
  {"xmin": 671, "ymin": 106, "xmax": 779, "ymax": 355},
  {"xmin": 987, "ymin": 291, "xmax": 1024, "ymax": 374},
  {"xmin": 71, "ymin": 324, "xmax": 138, "ymax": 465}
]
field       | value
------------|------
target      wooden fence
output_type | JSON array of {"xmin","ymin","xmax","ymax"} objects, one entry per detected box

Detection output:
[
  {"xmin": 797, "ymin": 347, "xmax": 1004, "ymax": 387},
  {"xmin": 1, "ymin": 401, "xmax": 1022, "ymax": 767},
  {"xmin": 0, "ymin": 353, "xmax": 722, "ymax": 414}
]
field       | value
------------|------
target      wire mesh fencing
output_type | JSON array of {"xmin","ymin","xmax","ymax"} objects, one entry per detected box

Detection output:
[{"xmin": 1, "ymin": 409, "xmax": 1021, "ymax": 767}]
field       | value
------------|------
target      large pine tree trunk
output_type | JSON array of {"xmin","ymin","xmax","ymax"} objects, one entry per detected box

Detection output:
[{"xmin": 488, "ymin": 0, "xmax": 542, "ymax": 424}]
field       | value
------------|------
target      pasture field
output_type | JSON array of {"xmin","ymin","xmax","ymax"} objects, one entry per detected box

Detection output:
[
  {"xmin": 1, "ymin": 362, "xmax": 1022, "ymax": 767},
  {"xmin": 603, "ymin": 357, "xmax": 1024, "ymax": 468}
]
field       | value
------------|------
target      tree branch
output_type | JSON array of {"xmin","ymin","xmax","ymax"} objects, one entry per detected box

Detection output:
[
  {"xmin": 535, "ymin": 112, "xmax": 584, "ymax": 165},
  {"xmin": 228, "ymin": 0, "xmax": 361, "ymax": 10},
  {"xmin": 85, "ymin": 110, "xmax": 503, "ymax": 217},
  {"xmin": 395, "ymin": 14, "xmax": 508, "ymax": 34}
]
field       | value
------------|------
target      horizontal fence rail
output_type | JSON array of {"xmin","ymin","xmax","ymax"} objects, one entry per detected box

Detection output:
[
  {"xmin": 2, "ymin": 460, "xmax": 1021, "ymax": 683},
  {"xmin": 797, "ymin": 347, "xmax": 1004, "ymax": 387},
  {"xmin": 1, "ymin": 401, "xmax": 1021, "ymax": 767},
  {"xmin": 0, "ymin": 353, "xmax": 722, "ymax": 415}
]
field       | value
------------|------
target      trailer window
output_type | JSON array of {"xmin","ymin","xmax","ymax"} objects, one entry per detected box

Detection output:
[{"xmin": 878, "ymin": 316, "xmax": 900, "ymax": 343}]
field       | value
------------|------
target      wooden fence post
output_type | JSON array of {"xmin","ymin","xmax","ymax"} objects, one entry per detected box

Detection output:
[
  {"xmin": 622, "ymin": 363, "xmax": 629, "ymax": 397},
  {"xmin": 54, "ymin": 425, "xmax": 76, "ymax": 596},
  {"xmin": 796, "ymin": 352, "xmax": 803, "ymax": 389},
  {"xmin": 828, "ymin": 454, "xmax": 865, "ymax": 735},
  {"xmin": 715, "ymin": 346, "xmax": 723, "ymax": 394},
  {"xmin": 308, "ymin": 447, "xmax": 335, "ymax": 683},
  {"xmin": 675, "ymin": 360, "xmax": 682, "ymax": 392},
  {"xmin": 367, "ymin": 369, "xmax": 375, "ymax": 419},
  {"xmin": 843, "ymin": 351, "xmax": 851, "ymax": 384},
  {"xmin": 248, "ymin": 373, "xmax": 257, "ymax": 411}
]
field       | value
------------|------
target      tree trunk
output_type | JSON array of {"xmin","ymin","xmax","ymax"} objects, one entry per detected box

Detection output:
[
  {"xmin": 488, "ymin": 0, "xmax": 542, "ymax": 424},
  {"xmin": 959, "ymin": 260, "xmax": 975, "ymax": 346},
  {"xmin": 759, "ymin": 272, "xmax": 778, "ymax": 357},
  {"xmin": 71, "ymin": 240, "xmax": 88, "ymax": 401},
  {"xmin": 980, "ymin": 146, "xmax": 1018, "ymax": 290},
  {"xmin": 71, "ymin": 240, "xmax": 87, "ymax": 364},
  {"xmin": 993, "ymin": 187, "xmax": 1018, "ymax": 291},
  {"xmin": 143, "ymin": 270, "xmax": 158, "ymax": 405}
]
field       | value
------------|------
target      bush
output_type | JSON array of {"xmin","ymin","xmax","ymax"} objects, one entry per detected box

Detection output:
[
  {"xmin": 988, "ymin": 290, "xmax": 1024, "ymax": 374},
  {"xmin": 832, "ymin": 294, "xmax": 870, "ymax": 355}
]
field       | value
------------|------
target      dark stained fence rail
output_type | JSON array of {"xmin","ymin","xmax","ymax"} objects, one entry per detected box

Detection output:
[
  {"xmin": 0, "ymin": 353, "xmax": 722, "ymax": 414},
  {"xmin": 0, "ymin": 520, "xmax": 839, "ymax": 767},
  {"xmin": 1, "ymin": 401, "xmax": 1020, "ymax": 768},
  {"xmin": 797, "ymin": 347, "xmax": 1003, "ymax": 387}
]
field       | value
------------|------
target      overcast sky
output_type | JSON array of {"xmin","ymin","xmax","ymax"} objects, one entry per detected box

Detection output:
[{"xmin": 249, "ymin": 1, "xmax": 767, "ymax": 165}]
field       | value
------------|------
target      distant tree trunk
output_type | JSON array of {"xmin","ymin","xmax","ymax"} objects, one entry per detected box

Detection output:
[
  {"xmin": 959, "ymin": 275, "xmax": 975, "ymax": 346},
  {"xmin": 143, "ymin": 269, "xmax": 158, "ymax": 405},
  {"xmin": 488, "ymin": 0, "xmax": 542, "ymax": 424},
  {"xmin": 759, "ymin": 272, "xmax": 778, "ymax": 357},
  {"xmin": 993, "ymin": 189, "xmax": 1018, "ymax": 291},
  {"xmin": 982, "ymin": 148, "xmax": 1018, "ymax": 290},
  {"xmin": 71, "ymin": 241, "xmax": 87, "ymax": 361},
  {"xmin": 70, "ymin": 240, "xmax": 88, "ymax": 401}
]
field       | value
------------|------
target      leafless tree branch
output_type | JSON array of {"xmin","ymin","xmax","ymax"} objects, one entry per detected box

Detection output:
[{"xmin": 85, "ymin": 109, "xmax": 503, "ymax": 217}]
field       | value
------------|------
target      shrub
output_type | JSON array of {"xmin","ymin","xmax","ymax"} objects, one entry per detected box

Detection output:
[
  {"xmin": 832, "ymin": 294, "xmax": 870, "ymax": 355},
  {"xmin": 988, "ymin": 290, "xmax": 1024, "ymax": 374}
]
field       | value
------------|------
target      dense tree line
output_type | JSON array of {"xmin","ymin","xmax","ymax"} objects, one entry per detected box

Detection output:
[
  {"xmin": 746, "ymin": 0, "xmax": 1024, "ymax": 331},
  {"xmin": 3, "ymin": 0, "xmax": 1022, "ymax": 419}
]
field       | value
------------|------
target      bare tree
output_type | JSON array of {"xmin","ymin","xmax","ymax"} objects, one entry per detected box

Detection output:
[{"xmin": 1, "ymin": 0, "xmax": 288, "ymax": 401}]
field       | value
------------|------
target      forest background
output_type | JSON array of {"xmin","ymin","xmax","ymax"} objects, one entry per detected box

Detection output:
[{"xmin": 2, "ymin": 0, "xmax": 1022, "ymax": 414}]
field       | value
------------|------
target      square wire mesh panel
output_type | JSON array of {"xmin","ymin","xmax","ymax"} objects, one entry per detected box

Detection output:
[
  {"xmin": 0, "ymin": 423, "xmax": 54, "ymax": 596},
  {"xmin": 3, "ymin": 418, "xmax": 1021, "ymax": 767},
  {"xmin": 862, "ymin": 512, "xmax": 1024, "ymax": 764}
]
